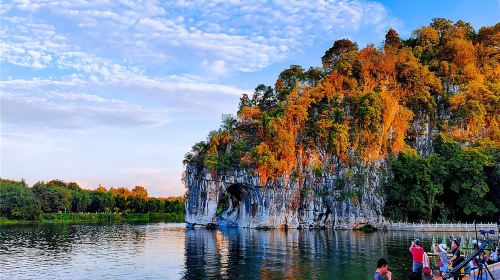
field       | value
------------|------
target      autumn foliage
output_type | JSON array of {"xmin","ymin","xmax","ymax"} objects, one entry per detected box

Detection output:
[{"xmin": 184, "ymin": 19, "xmax": 499, "ymax": 187}]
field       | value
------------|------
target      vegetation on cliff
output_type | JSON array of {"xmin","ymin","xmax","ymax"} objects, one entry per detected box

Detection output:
[
  {"xmin": 184, "ymin": 18, "xmax": 499, "ymax": 222},
  {"xmin": 0, "ymin": 178, "xmax": 184, "ymax": 222}
]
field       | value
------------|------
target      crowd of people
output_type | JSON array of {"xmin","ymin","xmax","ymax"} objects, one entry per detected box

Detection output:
[{"xmin": 374, "ymin": 237, "xmax": 500, "ymax": 280}]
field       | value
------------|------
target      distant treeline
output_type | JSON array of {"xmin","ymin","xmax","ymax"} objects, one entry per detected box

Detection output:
[{"xmin": 0, "ymin": 178, "xmax": 185, "ymax": 221}]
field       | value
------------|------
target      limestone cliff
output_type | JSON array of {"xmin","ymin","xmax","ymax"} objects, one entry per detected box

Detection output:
[
  {"xmin": 184, "ymin": 160, "xmax": 387, "ymax": 229},
  {"xmin": 182, "ymin": 18, "xmax": 500, "ymax": 228},
  {"xmin": 183, "ymin": 114, "xmax": 438, "ymax": 229}
]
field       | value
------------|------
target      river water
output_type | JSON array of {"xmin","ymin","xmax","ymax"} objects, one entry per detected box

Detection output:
[{"xmin": 0, "ymin": 222, "xmax": 471, "ymax": 279}]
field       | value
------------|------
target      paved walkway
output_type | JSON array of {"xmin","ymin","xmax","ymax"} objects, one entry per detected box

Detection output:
[{"xmin": 386, "ymin": 222, "xmax": 498, "ymax": 232}]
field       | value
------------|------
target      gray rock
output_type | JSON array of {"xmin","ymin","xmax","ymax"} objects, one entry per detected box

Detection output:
[{"xmin": 184, "ymin": 160, "xmax": 387, "ymax": 229}]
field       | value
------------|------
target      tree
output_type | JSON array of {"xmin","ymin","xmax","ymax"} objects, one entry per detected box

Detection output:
[
  {"xmin": 33, "ymin": 182, "xmax": 51, "ymax": 212},
  {"xmin": 182, "ymin": 18, "xmax": 499, "ymax": 223},
  {"xmin": 321, "ymin": 39, "xmax": 358, "ymax": 71},
  {"xmin": 132, "ymin": 186, "xmax": 148, "ymax": 199},
  {"xmin": 275, "ymin": 65, "xmax": 305, "ymax": 100},
  {"xmin": 447, "ymin": 147, "xmax": 496, "ymax": 218},
  {"xmin": 114, "ymin": 194, "xmax": 127, "ymax": 211},
  {"xmin": 72, "ymin": 190, "xmax": 91, "ymax": 212},
  {"xmin": 385, "ymin": 28, "xmax": 401, "ymax": 49},
  {"xmin": 0, "ymin": 179, "xmax": 41, "ymax": 220},
  {"xmin": 238, "ymin": 93, "xmax": 252, "ymax": 113},
  {"xmin": 90, "ymin": 191, "xmax": 115, "ymax": 212},
  {"xmin": 384, "ymin": 152, "xmax": 443, "ymax": 222},
  {"xmin": 126, "ymin": 195, "xmax": 146, "ymax": 213},
  {"xmin": 252, "ymin": 84, "xmax": 277, "ymax": 110}
]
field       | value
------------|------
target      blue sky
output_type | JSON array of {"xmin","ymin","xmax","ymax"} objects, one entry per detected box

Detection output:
[{"xmin": 1, "ymin": 0, "xmax": 499, "ymax": 196}]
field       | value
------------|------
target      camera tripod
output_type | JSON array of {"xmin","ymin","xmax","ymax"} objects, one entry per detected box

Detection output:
[{"xmin": 443, "ymin": 239, "xmax": 496, "ymax": 280}]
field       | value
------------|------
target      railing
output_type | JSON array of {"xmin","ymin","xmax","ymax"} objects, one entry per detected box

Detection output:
[{"xmin": 384, "ymin": 222, "xmax": 498, "ymax": 232}]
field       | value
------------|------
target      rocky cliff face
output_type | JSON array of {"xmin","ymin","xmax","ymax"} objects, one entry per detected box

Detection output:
[
  {"xmin": 184, "ymin": 112, "xmax": 439, "ymax": 229},
  {"xmin": 184, "ymin": 160, "xmax": 387, "ymax": 229}
]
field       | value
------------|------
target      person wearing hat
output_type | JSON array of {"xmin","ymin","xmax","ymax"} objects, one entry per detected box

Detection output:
[
  {"xmin": 437, "ymin": 243, "xmax": 449, "ymax": 273},
  {"xmin": 409, "ymin": 239, "xmax": 425, "ymax": 275}
]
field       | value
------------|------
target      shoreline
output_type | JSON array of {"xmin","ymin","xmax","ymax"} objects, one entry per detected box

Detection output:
[
  {"xmin": 0, "ymin": 212, "xmax": 185, "ymax": 225},
  {"xmin": 3, "ymin": 217, "xmax": 498, "ymax": 232},
  {"xmin": 186, "ymin": 222, "xmax": 499, "ymax": 232}
]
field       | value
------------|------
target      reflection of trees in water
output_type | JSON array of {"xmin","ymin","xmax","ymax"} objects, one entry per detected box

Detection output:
[
  {"xmin": 183, "ymin": 229, "xmax": 477, "ymax": 279},
  {"xmin": 0, "ymin": 223, "xmax": 149, "ymax": 271},
  {"xmin": 0, "ymin": 224, "xmax": 76, "ymax": 254}
]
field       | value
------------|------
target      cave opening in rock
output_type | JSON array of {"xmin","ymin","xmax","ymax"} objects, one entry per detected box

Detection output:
[{"xmin": 225, "ymin": 184, "xmax": 245, "ymax": 210}]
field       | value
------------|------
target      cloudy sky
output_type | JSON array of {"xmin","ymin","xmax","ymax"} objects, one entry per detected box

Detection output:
[{"xmin": 1, "ymin": 0, "xmax": 498, "ymax": 196}]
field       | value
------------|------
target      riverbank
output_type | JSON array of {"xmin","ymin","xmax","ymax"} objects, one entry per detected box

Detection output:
[{"xmin": 0, "ymin": 212, "xmax": 185, "ymax": 224}]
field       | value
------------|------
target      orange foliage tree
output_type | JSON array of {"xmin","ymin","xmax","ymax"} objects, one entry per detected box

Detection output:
[{"xmin": 183, "ymin": 18, "xmax": 499, "ymax": 187}]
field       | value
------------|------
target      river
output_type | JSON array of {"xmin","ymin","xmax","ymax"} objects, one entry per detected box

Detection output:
[{"xmin": 0, "ymin": 222, "xmax": 472, "ymax": 279}]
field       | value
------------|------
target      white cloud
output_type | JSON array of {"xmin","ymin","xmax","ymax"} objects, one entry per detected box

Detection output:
[
  {"xmin": 0, "ymin": 0, "xmax": 397, "ymax": 196},
  {"xmin": 0, "ymin": 74, "xmax": 246, "ymax": 131},
  {"xmin": 3, "ymin": 0, "xmax": 396, "ymax": 73},
  {"xmin": 0, "ymin": 16, "xmax": 141, "ymax": 81},
  {"xmin": 202, "ymin": 59, "xmax": 227, "ymax": 76},
  {"xmin": 0, "ymin": 84, "xmax": 170, "ymax": 131}
]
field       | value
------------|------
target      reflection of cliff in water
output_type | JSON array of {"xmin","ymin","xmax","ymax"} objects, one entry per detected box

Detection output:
[
  {"xmin": 183, "ymin": 228, "xmax": 402, "ymax": 279},
  {"xmin": 183, "ymin": 228, "xmax": 484, "ymax": 279}
]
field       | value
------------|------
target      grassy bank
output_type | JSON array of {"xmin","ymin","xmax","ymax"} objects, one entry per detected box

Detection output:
[{"xmin": 0, "ymin": 212, "xmax": 185, "ymax": 224}]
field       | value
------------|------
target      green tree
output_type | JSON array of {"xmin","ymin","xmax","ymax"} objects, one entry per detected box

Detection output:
[
  {"xmin": 384, "ymin": 152, "xmax": 441, "ymax": 222},
  {"xmin": 447, "ymin": 147, "xmax": 496, "ymax": 218},
  {"xmin": 90, "ymin": 191, "xmax": 115, "ymax": 212},
  {"xmin": 48, "ymin": 186, "xmax": 72, "ymax": 213},
  {"xmin": 114, "ymin": 194, "xmax": 127, "ymax": 211},
  {"xmin": 32, "ymin": 182, "xmax": 51, "ymax": 212},
  {"xmin": 126, "ymin": 195, "xmax": 146, "ymax": 213},
  {"xmin": 72, "ymin": 190, "xmax": 91, "ymax": 212},
  {"xmin": 321, "ymin": 39, "xmax": 358, "ymax": 72},
  {"xmin": 0, "ymin": 179, "xmax": 41, "ymax": 220}
]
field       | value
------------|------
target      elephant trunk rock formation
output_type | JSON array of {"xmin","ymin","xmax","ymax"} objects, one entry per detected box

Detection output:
[{"xmin": 184, "ymin": 161, "xmax": 386, "ymax": 229}]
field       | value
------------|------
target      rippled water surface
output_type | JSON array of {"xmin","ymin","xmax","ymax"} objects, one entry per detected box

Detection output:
[{"xmin": 0, "ymin": 223, "xmax": 469, "ymax": 279}]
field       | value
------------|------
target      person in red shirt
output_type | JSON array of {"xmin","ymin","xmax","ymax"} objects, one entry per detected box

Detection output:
[{"xmin": 410, "ymin": 239, "xmax": 425, "ymax": 275}]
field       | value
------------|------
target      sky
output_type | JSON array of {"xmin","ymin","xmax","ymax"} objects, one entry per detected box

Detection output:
[{"xmin": 1, "ymin": 0, "xmax": 499, "ymax": 197}]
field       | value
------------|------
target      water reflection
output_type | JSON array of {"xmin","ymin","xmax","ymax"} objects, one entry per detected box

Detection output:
[
  {"xmin": 183, "ymin": 228, "xmax": 470, "ymax": 280},
  {"xmin": 0, "ymin": 223, "xmax": 480, "ymax": 279},
  {"xmin": 0, "ymin": 223, "xmax": 184, "ymax": 280},
  {"xmin": 184, "ymin": 228, "xmax": 392, "ymax": 279}
]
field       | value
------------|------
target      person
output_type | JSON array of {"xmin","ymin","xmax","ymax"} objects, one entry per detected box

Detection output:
[
  {"xmin": 374, "ymin": 258, "xmax": 392, "ymax": 280},
  {"xmin": 491, "ymin": 248, "xmax": 499, "ymax": 263},
  {"xmin": 472, "ymin": 240, "xmax": 479, "ymax": 251},
  {"xmin": 437, "ymin": 243, "xmax": 449, "ymax": 274},
  {"xmin": 410, "ymin": 239, "xmax": 425, "ymax": 275},
  {"xmin": 432, "ymin": 267, "xmax": 443, "ymax": 280},
  {"xmin": 449, "ymin": 240, "xmax": 463, "ymax": 280},
  {"xmin": 422, "ymin": 251, "xmax": 432, "ymax": 280}
]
